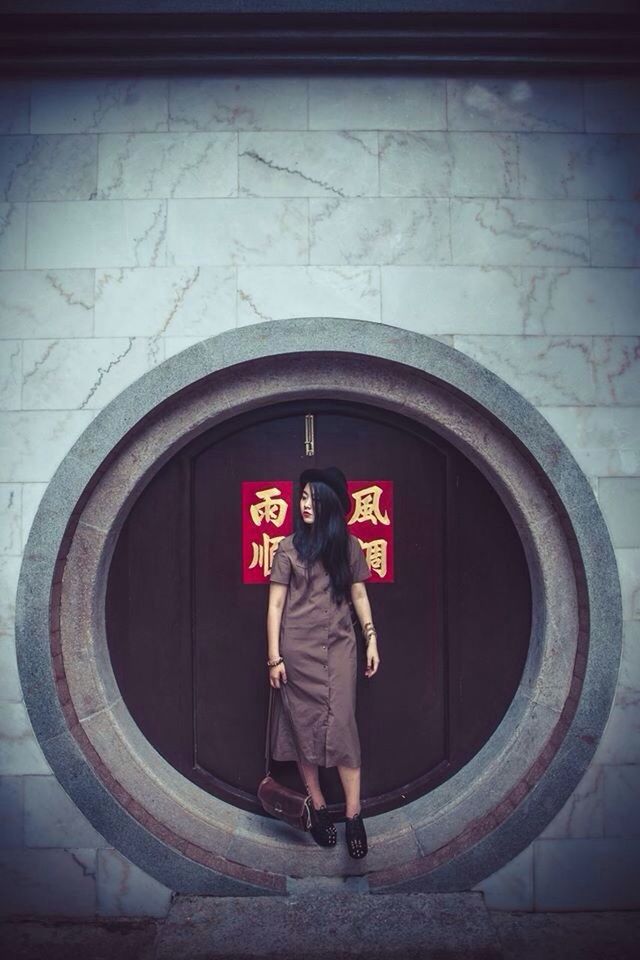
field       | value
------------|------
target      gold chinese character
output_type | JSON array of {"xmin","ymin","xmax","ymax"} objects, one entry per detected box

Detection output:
[
  {"xmin": 249, "ymin": 486, "xmax": 288, "ymax": 528},
  {"xmin": 250, "ymin": 533, "xmax": 285, "ymax": 578},
  {"xmin": 357, "ymin": 538, "xmax": 388, "ymax": 578},
  {"xmin": 348, "ymin": 485, "xmax": 390, "ymax": 526}
]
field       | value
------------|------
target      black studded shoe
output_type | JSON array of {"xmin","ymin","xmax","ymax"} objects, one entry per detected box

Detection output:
[
  {"xmin": 309, "ymin": 803, "xmax": 337, "ymax": 847},
  {"xmin": 345, "ymin": 811, "xmax": 368, "ymax": 859}
]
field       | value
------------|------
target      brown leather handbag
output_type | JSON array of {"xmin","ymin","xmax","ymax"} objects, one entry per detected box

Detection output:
[{"xmin": 257, "ymin": 683, "xmax": 312, "ymax": 832}]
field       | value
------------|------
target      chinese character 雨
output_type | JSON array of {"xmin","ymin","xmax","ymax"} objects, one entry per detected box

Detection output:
[{"xmin": 249, "ymin": 487, "xmax": 288, "ymax": 528}]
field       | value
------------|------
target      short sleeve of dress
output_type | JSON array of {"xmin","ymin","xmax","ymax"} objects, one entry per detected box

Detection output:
[
  {"xmin": 350, "ymin": 536, "xmax": 371, "ymax": 582},
  {"xmin": 269, "ymin": 540, "xmax": 291, "ymax": 584}
]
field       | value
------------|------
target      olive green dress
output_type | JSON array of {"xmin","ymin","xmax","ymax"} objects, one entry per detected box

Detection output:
[{"xmin": 269, "ymin": 533, "xmax": 371, "ymax": 768}]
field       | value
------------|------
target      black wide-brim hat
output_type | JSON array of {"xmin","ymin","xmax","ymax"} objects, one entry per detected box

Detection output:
[{"xmin": 299, "ymin": 466, "xmax": 351, "ymax": 515}]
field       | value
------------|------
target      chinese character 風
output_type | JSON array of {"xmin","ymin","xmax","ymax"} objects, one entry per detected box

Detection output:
[{"xmin": 348, "ymin": 485, "xmax": 390, "ymax": 526}]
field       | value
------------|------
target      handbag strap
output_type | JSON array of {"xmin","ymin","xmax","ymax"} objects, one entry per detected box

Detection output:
[
  {"xmin": 264, "ymin": 685, "xmax": 274, "ymax": 776},
  {"xmin": 264, "ymin": 684, "xmax": 311, "ymax": 796}
]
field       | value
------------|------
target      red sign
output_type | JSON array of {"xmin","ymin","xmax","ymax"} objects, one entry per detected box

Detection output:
[
  {"xmin": 241, "ymin": 480, "xmax": 293, "ymax": 584},
  {"xmin": 242, "ymin": 479, "xmax": 393, "ymax": 583},
  {"xmin": 346, "ymin": 480, "xmax": 394, "ymax": 583}
]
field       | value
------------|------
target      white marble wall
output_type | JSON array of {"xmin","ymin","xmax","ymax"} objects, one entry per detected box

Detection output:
[{"xmin": 0, "ymin": 75, "xmax": 639, "ymax": 917}]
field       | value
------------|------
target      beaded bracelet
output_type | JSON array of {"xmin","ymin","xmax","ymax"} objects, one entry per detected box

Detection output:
[
  {"xmin": 267, "ymin": 656, "xmax": 284, "ymax": 668},
  {"xmin": 363, "ymin": 621, "xmax": 377, "ymax": 644}
]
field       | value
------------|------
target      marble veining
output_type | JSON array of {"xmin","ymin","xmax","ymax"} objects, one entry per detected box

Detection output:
[
  {"xmin": 0, "ymin": 341, "xmax": 21, "ymax": 409},
  {"xmin": 239, "ymin": 131, "xmax": 378, "ymax": 198},
  {"xmin": 518, "ymin": 133, "xmax": 640, "ymax": 201},
  {"xmin": 453, "ymin": 333, "xmax": 640, "ymax": 406},
  {"xmin": 21, "ymin": 337, "xmax": 163, "ymax": 411},
  {"xmin": 308, "ymin": 76, "xmax": 446, "ymax": 130},
  {"xmin": 26, "ymin": 200, "xmax": 168, "ymax": 269},
  {"xmin": 520, "ymin": 267, "xmax": 640, "ymax": 335},
  {"xmin": 97, "ymin": 132, "xmax": 237, "ymax": 200},
  {"xmin": 310, "ymin": 197, "xmax": 450, "ymax": 265},
  {"xmin": 237, "ymin": 265, "xmax": 380, "ymax": 326},
  {"xmin": 0, "ymin": 202, "xmax": 26, "ymax": 269},
  {"xmin": 95, "ymin": 265, "xmax": 236, "ymax": 337},
  {"xmin": 30, "ymin": 78, "xmax": 169, "ymax": 134},
  {"xmin": 447, "ymin": 78, "xmax": 584, "ymax": 133},
  {"xmin": 0, "ymin": 135, "xmax": 97, "ymax": 202},
  {"xmin": 379, "ymin": 131, "xmax": 519, "ymax": 198},
  {"xmin": 589, "ymin": 201, "xmax": 640, "ymax": 267},
  {"xmin": 0, "ymin": 270, "xmax": 94, "ymax": 339},
  {"xmin": 1, "ymin": 72, "xmax": 639, "ymax": 915},
  {"xmin": 451, "ymin": 199, "xmax": 590, "ymax": 266},
  {"xmin": 0, "ymin": 484, "xmax": 21, "ymax": 556},
  {"xmin": 167, "ymin": 198, "xmax": 307, "ymax": 266},
  {"xmin": 169, "ymin": 77, "xmax": 307, "ymax": 132}
]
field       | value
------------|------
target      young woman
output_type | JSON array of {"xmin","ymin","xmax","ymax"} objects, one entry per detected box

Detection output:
[{"xmin": 266, "ymin": 466, "xmax": 380, "ymax": 858}]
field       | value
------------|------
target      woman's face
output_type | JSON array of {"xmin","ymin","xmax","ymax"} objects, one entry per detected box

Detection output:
[{"xmin": 300, "ymin": 483, "xmax": 314, "ymax": 524}]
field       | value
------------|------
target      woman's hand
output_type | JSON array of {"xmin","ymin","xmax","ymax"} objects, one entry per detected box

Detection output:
[
  {"xmin": 269, "ymin": 662, "xmax": 287, "ymax": 688},
  {"xmin": 365, "ymin": 642, "xmax": 380, "ymax": 678}
]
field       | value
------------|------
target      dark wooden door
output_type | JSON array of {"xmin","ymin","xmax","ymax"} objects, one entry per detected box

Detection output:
[{"xmin": 105, "ymin": 398, "xmax": 531, "ymax": 817}]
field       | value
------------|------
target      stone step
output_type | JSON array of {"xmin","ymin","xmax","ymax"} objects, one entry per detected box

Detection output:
[{"xmin": 156, "ymin": 891, "xmax": 503, "ymax": 959}]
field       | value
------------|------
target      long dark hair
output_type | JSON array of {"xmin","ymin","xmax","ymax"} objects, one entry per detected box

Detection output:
[{"xmin": 292, "ymin": 480, "xmax": 351, "ymax": 606}]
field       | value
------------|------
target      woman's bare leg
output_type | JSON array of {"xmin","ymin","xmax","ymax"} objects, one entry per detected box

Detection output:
[
  {"xmin": 337, "ymin": 764, "xmax": 361, "ymax": 818},
  {"xmin": 297, "ymin": 760, "xmax": 327, "ymax": 809}
]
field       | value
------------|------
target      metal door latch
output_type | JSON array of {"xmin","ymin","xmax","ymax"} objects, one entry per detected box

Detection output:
[{"xmin": 305, "ymin": 414, "xmax": 315, "ymax": 456}]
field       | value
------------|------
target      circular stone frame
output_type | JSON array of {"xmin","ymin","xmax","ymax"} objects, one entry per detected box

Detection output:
[{"xmin": 16, "ymin": 318, "xmax": 622, "ymax": 896}]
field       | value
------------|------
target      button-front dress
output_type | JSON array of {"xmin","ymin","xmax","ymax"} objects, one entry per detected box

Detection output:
[{"xmin": 268, "ymin": 533, "xmax": 372, "ymax": 768}]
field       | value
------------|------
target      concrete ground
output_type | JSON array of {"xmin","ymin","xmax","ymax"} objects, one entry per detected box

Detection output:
[{"xmin": 1, "ymin": 895, "xmax": 639, "ymax": 960}]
